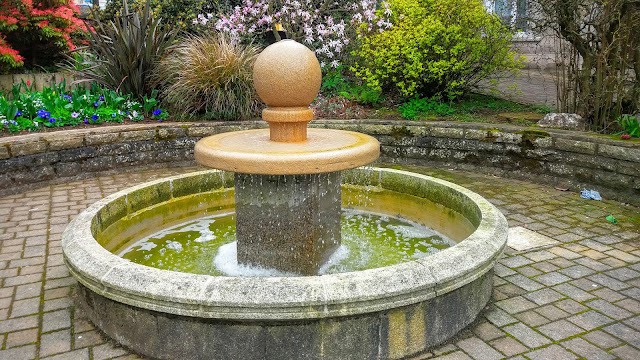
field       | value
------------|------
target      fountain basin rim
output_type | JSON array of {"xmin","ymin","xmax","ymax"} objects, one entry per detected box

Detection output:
[
  {"xmin": 194, "ymin": 128, "xmax": 381, "ymax": 175},
  {"xmin": 62, "ymin": 168, "xmax": 507, "ymax": 320}
]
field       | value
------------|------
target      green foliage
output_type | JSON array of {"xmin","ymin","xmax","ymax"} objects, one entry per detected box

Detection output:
[
  {"xmin": 321, "ymin": 67, "xmax": 383, "ymax": 106},
  {"xmin": 399, "ymin": 97, "xmax": 455, "ymax": 120},
  {"xmin": 0, "ymin": 81, "xmax": 167, "ymax": 134},
  {"xmin": 395, "ymin": 93, "xmax": 543, "ymax": 121},
  {"xmin": 66, "ymin": 0, "xmax": 178, "ymax": 100},
  {"xmin": 352, "ymin": 0, "xmax": 521, "ymax": 100},
  {"xmin": 100, "ymin": 0, "xmax": 238, "ymax": 32},
  {"xmin": 153, "ymin": 32, "xmax": 260, "ymax": 120},
  {"xmin": 617, "ymin": 115, "xmax": 640, "ymax": 138}
]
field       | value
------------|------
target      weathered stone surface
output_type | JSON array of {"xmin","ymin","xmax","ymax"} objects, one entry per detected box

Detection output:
[
  {"xmin": 617, "ymin": 159, "xmax": 640, "ymax": 177},
  {"xmin": 58, "ymin": 147, "xmax": 96, "ymax": 162},
  {"xmin": 45, "ymin": 134, "xmax": 84, "ymax": 151},
  {"xmin": 560, "ymin": 153, "xmax": 616, "ymax": 172},
  {"xmin": 0, "ymin": 144, "xmax": 9, "ymax": 159},
  {"xmin": 10, "ymin": 139, "xmax": 47, "ymax": 156},
  {"xmin": 55, "ymin": 162, "xmax": 82, "ymax": 177},
  {"xmin": 120, "ymin": 129, "xmax": 155, "ymax": 142},
  {"xmin": 85, "ymin": 132, "xmax": 120, "ymax": 146},
  {"xmin": 12, "ymin": 166, "xmax": 55, "ymax": 184},
  {"xmin": 187, "ymin": 126, "xmax": 220, "ymax": 137},
  {"xmin": 598, "ymin": 144, "xmax": 640, "ymax": 162},
  {"xmin": 555, "ymin": 138, "xmax": 596, "ymax": 154},
  {"xmin": 81, "ymin": 156, "xmax": 115, "ymax": 171},
  {"xmin": 533, "ymin": 136, "xmax": 554, "ymax": 148},
  {"xmin": 431, "ymin": 127, "xmax": 465, "ymax": 139},
  {"xmin": 538, "ymin": 113, "xmax": 585, "ymax": 130},
  {"xmin": 166, "ymin": 138, "xmax": 197, "ymax": 149},
  {"xmin": 593, "ymin": 170, "xmax": 632, "ymax": 188},
  {"xmin": 157, "ymin": 127, "xmax": 187, "ymax": 139},
  {"xmin": 464, "ymin": 129, "xmax": 488, "ymax": 140},
  {"xmin": 115, "ymin": 152, "xmax": 155, "ymax": 165}
]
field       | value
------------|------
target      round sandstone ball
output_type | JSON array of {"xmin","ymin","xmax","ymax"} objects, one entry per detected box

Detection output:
[{"xmin": 253, "ymin": 40, "xmax": 322, "ymax": 107}]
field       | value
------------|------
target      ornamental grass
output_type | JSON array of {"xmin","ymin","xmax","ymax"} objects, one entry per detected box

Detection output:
[{"xmin": 153, "ymin": 32, "xmax": 261, "ymax": 121}]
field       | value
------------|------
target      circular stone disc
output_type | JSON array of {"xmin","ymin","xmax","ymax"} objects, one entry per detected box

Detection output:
[{"xmin": 195, "ymin": 128, "xmax": 380, "ymax": 175}]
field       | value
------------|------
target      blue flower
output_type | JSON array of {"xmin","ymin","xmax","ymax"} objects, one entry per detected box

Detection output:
[
  {"xmin": 93, "ymin": 101, "xmax": 100, "ymax": 108},
  {"xmin": 99, "ymin": 95, "xmax": 105, "ymax": 101},
  {"xmin": 49, "ymin": 118, "xmax": 56, "ymax": 123},
  {"xmin": 91, "ymin": 114, "xmax": 99, "ymax": 121},
  {"xmin": 71, "ymin": 112, "xmax": 79, "ymax": 118},
  {"xmin": 111, "ymin": 113, "xmax": 117, "ymax": 118},
  {"xmin": 152, "ymin": 109, "xmax": 162, "ymax": 116},
  {"xmin": 15, "ymin": 110, "xmax": 22, "ymax": 117},
  {"xmin": 10, "ymin": 120, "xmax": 17, "ymax": 125},
  {"xmin": 36, "ymin": 109, "xmax": 50, "ymax": 119},
  {"xmin": 61, "ymin": 94, "xmax": 72, "ymax": 103},
  {"xmin": 83, "ymin": 118, "xmax": 89, "ymax": 124}
]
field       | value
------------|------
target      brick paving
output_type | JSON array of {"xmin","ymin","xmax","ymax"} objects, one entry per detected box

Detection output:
[{"xmin": 0, "ymin": 164, "xmax": 639, "ymax": 359}]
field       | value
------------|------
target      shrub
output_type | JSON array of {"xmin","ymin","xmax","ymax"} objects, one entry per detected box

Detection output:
[
  {"xmin": 153, "ymin": 32, "xmax": 260, "ymax": 120},
  {"xmin": 202, "ymin": 0, "xmax": 392, "ymax": 69},
  {"xmin": 100, "ymin": 0, "xmax": 237, "ymax": 32},
  {"xmin": 398, "ymin": 97, "xmax": 455, "ymax": 120},
  {"xmin": 0, "ymin": 35, "xmax": 23, "ymax": 71},
  {"xmin": 0, "ymin": 0, "xmax": 88, "ymax": 73},
  {"xmin": 321, "ymin": 66, "xmax": 383, "ymax": 106},
  {"xmin": 351, "ymin": 0, "xmax": 521, "ymax": 100},
  {"xmin": 66, "ymin": 0, "xmax": 177, "ymax": 100}
]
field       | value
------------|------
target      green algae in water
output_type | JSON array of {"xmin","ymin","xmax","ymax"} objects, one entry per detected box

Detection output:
[{"xmin": 119, "ymin": 209, "xmax": 453, "ymax": 276}]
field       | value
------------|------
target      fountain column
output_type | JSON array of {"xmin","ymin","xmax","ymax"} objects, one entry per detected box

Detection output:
[{"xmin": 194, "ymin": 40, "xmax": 380, "ymax": 275}]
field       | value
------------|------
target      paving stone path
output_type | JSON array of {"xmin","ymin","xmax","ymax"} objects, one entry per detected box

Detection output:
[{"xmin": 0, "ymin": 164, "xmax": 638, "ymax": 359}]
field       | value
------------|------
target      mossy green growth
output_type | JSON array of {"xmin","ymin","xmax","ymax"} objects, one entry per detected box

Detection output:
[
  {"xmin": 517, "ymin": 129, "xmax": 550, "ymax": 142},
  {"xmin": 378, "ymin": 171, "xmax": 481, "ymax": 227},
  {"xmin": 391, "ymin": 126, "xmax": 412, "ymax": 139},
  {"xmin": 95, "ymin": 196, "xmax": 129, "ymax": 234},
  {"xmin": 127, "ymin": 182, "xmax": 172, "ymax": 213},
  {"xmin": 484, "ymin": 128, "xmax": 503, "ymax": 142}
]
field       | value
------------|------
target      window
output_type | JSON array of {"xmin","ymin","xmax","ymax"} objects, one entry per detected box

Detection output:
[{"xmin": 485, "ymin": 0, "xmax": 530, "ymax": 33}]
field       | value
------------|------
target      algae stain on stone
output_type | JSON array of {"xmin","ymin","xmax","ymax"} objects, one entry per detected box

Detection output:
[
  {"xmin": 391, "ymin": 126, "xmax": 412, "ymax": 140},
  {"xmin": 387, "ymin": 309, "xmax": 407, "ymax": 359}
]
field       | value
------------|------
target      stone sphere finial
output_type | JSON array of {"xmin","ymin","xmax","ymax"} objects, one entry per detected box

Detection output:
[
  {"xmin": 253, "ymin": 40, "xmax": 322, "ymax": 107},
  {"xmin": 253, "ymin": 40, "xmax": 321, "ymax": 142}
]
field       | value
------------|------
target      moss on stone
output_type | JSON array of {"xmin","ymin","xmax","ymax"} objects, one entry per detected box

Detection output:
[
  {"xmin": 127, "ymin": 182, "xmax": 172, "ymax": 214},
  {"xmin": 391, "ymin": 126, "xmax": 412, "ymax": 140},
  {"xmin": 517, "ymin": 129, "xmax": 551, "ymax": 142},
  {"xmin": 96, "ymin": 196, "xmax": 128, "ymax": 233}
]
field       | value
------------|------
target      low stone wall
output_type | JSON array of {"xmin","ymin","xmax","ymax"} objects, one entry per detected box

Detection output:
[
  {"xmin": 1, "ymin": 120, "xmax": 639, "ymax": 205},
  {"xmin": 0, "ymin": 72, "xmax": 80, "ymax": 93}
]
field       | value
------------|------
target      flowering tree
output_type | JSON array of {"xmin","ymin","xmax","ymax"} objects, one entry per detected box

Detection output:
[
  {"xmin": 195, "ymin": 0, "xmax": 392, "ymax": 69},
  {"xmin": 0, "ymin": 0, "xmax": 88, "ymax": 73}
]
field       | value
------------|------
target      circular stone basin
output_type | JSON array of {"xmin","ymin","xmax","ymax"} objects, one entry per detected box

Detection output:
[{"xmin": 62, "ymin": 168, "xmax": 507, "ymax": 360}]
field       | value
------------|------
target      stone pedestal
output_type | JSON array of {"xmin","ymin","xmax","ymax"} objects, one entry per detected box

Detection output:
[{"xmin": 235, "ymin": 172, "xmax": 341, "ymax": 275}]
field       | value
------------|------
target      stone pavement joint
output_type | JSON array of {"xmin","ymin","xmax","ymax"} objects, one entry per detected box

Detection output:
[{"xmin": 0, "ymin": 165, "xmax": 639, "ymax": 359}]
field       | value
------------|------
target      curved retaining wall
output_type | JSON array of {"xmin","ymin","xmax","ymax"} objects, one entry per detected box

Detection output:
[{"xmin": 1, "ymin": 120, "xmax": 639, "ymax": 205}]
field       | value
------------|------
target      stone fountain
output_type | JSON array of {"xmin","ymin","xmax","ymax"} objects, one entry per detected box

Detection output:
[
  {"xmin": 195, "ymin": 40, "xmax": 379, "ymax": 275},
  {"xmin": 62, "ymin": 40, "xmax": 508, "ymax": 359}
]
